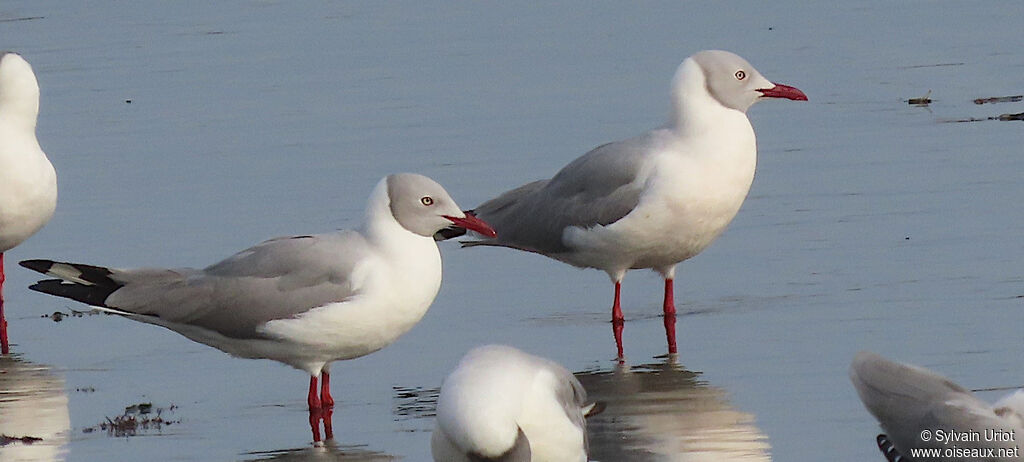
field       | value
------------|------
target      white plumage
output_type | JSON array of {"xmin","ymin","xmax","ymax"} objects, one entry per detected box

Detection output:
[
  {"xmin": 0, "ymin": 52, "xmax": 56, "ymax": 253},
  {"xmin": 0, "ymin": 52, "xmax": 57, "ymax": 353},
  {"xmin": 432, "ymin": 345, "xmax": 601, "ymax": 462},
  {"xmin": 456, "ymin": 51, "xmax": 807, "ymax": 358}
]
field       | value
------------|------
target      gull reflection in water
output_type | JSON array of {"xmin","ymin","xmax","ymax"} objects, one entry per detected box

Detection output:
[
  {"xmin": 0, "ymin": 354, "xmax": 71, "ymax": 462},
  {"xmin": 243, "ymin": 438, "xmax": 396, "ymax": 462},
  {"xmin": 242, "ymin": 408, "xmax": 396, "ymax": 462},
  {"xmin": 577, "ymin": 355, "xmax": 771, "ymax": 461}
]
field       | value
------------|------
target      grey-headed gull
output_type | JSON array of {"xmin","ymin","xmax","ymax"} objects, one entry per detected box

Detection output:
[
  {"xmin": 431, "ymin": 344, "xmax": 603, "ymax": 462},
  {"xmin": 850, "ymin": 351, "xmax": 1024, "ymax": 461},
  {"xmin": 442, "ymin": 50, "xmax": 807, "ymax": 358},
  {"xmin": 0, "ymin": 52, "xmax": 58, "ymax": 355},
  {"xmin": 20, "ymin": 173, "xmax": 495, "ymax": 410}
]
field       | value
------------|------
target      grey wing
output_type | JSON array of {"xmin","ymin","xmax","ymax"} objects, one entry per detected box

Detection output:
[
  {"xmin": 106, "ymin": 231, "xmax": 370, "ymax": 338},
  {"xmin": 472, "ymin": 131, "xmax": 663, "ymax": 254},
  {"xmin": 849, "ymin": 351, "xmax": 997, "ymax": 451},
  {"xmin": 544, "ymin": 359, "xmax": 589, "ymax": 433}
]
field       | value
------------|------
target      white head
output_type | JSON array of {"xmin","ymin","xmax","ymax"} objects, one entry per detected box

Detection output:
[
  {"xmin": 385, "ymin": 173, "xmax": 496, "ymax": 238},
  {"xmin": 0, "ymin": 52, "xmax": 41, "ymax": 127},
  {"xmin": 673, "ymin": 50, "xmax": 807, "ymax": 114}
]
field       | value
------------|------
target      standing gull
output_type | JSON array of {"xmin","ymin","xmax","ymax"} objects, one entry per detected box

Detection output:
[
  {"xmin": 20, "ymin": 173, "xmax": 495, "ymax": 410},
  {"xmin": 443, "ymin": 50, "xmax": 806, "ymax": 358},
  {"xmin": 431, "ymin": 344, "xmax": 603, "ymax": 462},
  {"xmin": 850, "ymin": 351, "xmax": 1024, "ymax": 461},
  {"xmin": 0, "ymin": 52, "xmax": 58, "ymax": 355}
]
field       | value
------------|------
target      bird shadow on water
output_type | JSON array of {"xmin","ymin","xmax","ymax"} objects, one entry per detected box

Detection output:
[
  {"xmin": 578, "ymin": 354, "xmax": 773, "ymax": 462},
  {"xmin": 0, "ymin": 353, "xmax": 70, "ymax": 462}
]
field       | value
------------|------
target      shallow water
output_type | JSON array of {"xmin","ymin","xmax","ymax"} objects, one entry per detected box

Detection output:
[{"xmin": 1, "ymin": 2, "xmax": 1023, "ymax": 461}]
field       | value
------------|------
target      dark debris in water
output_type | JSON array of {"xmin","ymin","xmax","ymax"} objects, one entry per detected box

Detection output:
[
  {"xmin": 908, "ymin": 90, "xmax": 932, "ymax": 105},
  {"xmin": 900, "ymin": 62, "xmax": 964, "ymax": 69},
  {"xmin": 44, "ymin": 307, "xmax": 97, "ymax": 322},
  {"xmin": 0, "ymin": 16, "xmax": 44, "ymax": 23},
  {"xmin": 973, "ymin": 95, "xmax": 1023, "ymax": 105},
  {"xmin": 1, "ymin": 434, "xmax": 44, "ymax": 446},
  {"xmin": 944, "ymin": 112, "xmax": 1024, "ymax": 123},
  {"xmin": 82, "ymin": 402, "xmax": 181, "ymax": 437},
  {"xmin": 392, "ymin": 386, "xmax": 439, "ymax": 421}
]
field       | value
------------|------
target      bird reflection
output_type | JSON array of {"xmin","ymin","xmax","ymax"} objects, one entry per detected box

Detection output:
[
  {"xmin": 577, "ymin": 354, "xmax": 772, "ymax": 461},
  {"xmin": 0, "ymin": 353, "xmax": 71, "ymax": 462},
  {"xmin": 309, "ymin": 408, "xmax": 334, "ymax": 445},
  {"xmin": 243, "ymin": 433, "xmax": 396, "ymax": 461}
]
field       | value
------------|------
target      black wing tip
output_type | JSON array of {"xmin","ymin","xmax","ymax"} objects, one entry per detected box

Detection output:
[
  {"xmin": 19, "ymin": 258, "xmax": 55, "ymax": 273},
  {"xmin": 28, "ymin": 279, "xmax": 117, "ymax": 307},
  {"xmin": 21, "ymin": 260, "xmax": 122, "ymax": 308},
  {"xmin": 876, "ymin": 434, "xmax": 905, "ymax": 462},
  {"xmin": 20, "ymin": 259, "xmax": 118, "ymax": 287},
  {"xmin": 27, "ymin": 278, "xmax": 59, "ymax": 293}
]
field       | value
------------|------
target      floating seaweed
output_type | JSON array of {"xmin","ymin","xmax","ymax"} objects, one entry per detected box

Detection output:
[
  {"xmin": 973, "ymin": 95, "xmax": 1023, "ymax": 105},
  {"xmin": 944, "ymin": 112, "xmax": 1024, "ymax": 123},
  {"xmin": 82, "ymin": 402, "xmax": 180, "ymax": 437}
]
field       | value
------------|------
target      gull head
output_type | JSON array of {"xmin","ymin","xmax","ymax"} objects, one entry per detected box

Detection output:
[
  {"xmin": 386, "ymin": 173, "xmax": 496, "ymax": 238},
  {"xmin": 0, "ymin": 52, "xmax": 41, "ymax": 123},
  {"xmin": 689, "ymin": 50, "xmax": 807, "ymax": 113}
]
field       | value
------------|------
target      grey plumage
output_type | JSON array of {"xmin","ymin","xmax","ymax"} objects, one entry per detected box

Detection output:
[
  {"xmin": 23, "ymin": 232, "xmax": 368, "ymax": 339},
  {"xmin": 466, "ymin": 132, "xmax": 657, "ymax": 257},
  {"xmin": 850, "ymin": 351, "xmax": 1024, "ymax": 461}
]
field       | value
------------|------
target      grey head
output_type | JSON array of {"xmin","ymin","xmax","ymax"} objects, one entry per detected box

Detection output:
[
  {"xmin": 386, "ymin": 173, "xmax": 497, "ymax": 238},
  {"xmin": 0, "ymin": 52, "xmax": 41, "ymax": 121},
  {"xmin": 691, "ymin": 50, "xmax": 807, "ymax": 112}
]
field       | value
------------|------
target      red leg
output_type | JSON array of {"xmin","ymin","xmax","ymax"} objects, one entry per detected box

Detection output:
[
  {"xmin": 320, "ymin": 370, "xmax": 334, "ymax": 409},
  {"xmin": 309, "ymin": 409, "xmax": 323, "ymax": 443},
  {"xmin": 307, "ymin": 376, "xmax": 321, "ymax": 410},
  {"xmin": 322, "ymin": 408, "xmax": 334, "ymax": 441},
  {"xmin": 663, "ymin": 278, "xmax": 677, "ymax": 354},
  {"xmin": 1, "ymin": 253, "xmax": 9, "ymax": 355},
  {"xmin": 611, "ymin": 281, "xmax": 624, "ymax": 360}
]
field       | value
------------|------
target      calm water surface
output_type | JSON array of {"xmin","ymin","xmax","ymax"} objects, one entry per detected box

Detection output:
[{"xmin": 1, "ymin": 2, "xmax": 1022, "ymax": 461}]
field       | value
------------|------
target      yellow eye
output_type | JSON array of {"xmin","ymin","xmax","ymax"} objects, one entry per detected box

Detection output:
[
  {"xmin": 735, "ymin": 70, "xmax": 746, "ymax": 80},
  {"xmin": 420, "ymin": 196, "xmax": 434, "ymax": 206}
]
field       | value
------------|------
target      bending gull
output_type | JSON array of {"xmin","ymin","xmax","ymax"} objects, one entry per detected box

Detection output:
[{"xmin": 431, "ymin": 344, "xmax": 603, "ymax": 461}]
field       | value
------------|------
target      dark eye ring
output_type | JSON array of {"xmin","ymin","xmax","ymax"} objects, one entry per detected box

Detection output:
[
  {"xmin": 420, "ymin": 196, "xmax": 434, "ymax": 206},
  {"xmin": 735, "ymin": 70, "xmax": 746, "ymax": 80}
]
